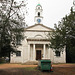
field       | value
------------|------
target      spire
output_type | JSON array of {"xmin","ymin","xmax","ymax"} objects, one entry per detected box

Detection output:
[{"xmin": 37, "ymin": 4, "xmax": 41, "ymax": 6}]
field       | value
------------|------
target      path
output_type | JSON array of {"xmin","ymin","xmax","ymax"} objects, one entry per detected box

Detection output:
[{"xmin": 0, "ymin": 63, "xmax": 75, "ymax": 69}]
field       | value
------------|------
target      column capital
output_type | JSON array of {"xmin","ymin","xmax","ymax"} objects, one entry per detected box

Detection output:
[
  {"xmin": 33, "ymin": 43, "xmax": 35, "ymax": 45},
  {"xmin": 28, "ymin": 43, "xmax": 30, "ymax": 45}
]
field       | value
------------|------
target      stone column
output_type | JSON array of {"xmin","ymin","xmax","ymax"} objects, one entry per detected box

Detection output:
[
  {"xmin": 43, "ymin": 44, "xmax": 46, "ymax": 59},
  {"xmin": 48, "ymin": 48, "xmax": 50, "ymax": 59},
  {"xmin": 33, "ymin": 44, "xmax": 35, "ymax": 60},
  {"xmin": 28, "ymin": 44, "xmax": 30, "ymax": 60}
]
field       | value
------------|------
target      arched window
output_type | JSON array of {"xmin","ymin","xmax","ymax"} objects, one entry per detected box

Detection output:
[
  {"xmin": 38, "ymin": 12, "xmax": 40, "ymax": 17},
  {"xmin": 38, "ymin": 7, "xmax": 40, "ymax": 9}
]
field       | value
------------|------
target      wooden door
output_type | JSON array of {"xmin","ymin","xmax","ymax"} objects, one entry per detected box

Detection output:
[{"xmin": 36, "ymin": 50, "xmax": 41, "ymax": 60}]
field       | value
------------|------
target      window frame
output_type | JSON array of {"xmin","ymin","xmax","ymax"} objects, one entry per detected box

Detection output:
[
  {"xmin": 16, "ymin": 36, "xmax": 22, "ymax": 45},
  {"xmin": 16, "ymin": 51, "xmax": 21, "ymax": 57},
  {"xmin": 55, "ymin": 51, "xmax": 61, "ymax": 57},
  {"xmin": 38, "ymin": 12, "xmax": 40, "ymax": 17}
]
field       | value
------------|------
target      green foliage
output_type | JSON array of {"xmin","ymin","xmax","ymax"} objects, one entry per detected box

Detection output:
[
  {"xmin": 0, "ymin": 0, "xmax": 27, "ymax": 57},
  {"xmin": 49, "ymin": 7, "xmax": 75, "ymax": 49},
  {"xmin": 49, "ymin": 7, "xmax": 75, "ymax": 62}
]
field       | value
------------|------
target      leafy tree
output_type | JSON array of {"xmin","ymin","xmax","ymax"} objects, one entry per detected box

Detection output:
[
  {"xmin": 48, "ymin": 7, "xmax": 75, "ymax": 63},
  {"xmin": 0, "ymin": 0, "xmax": 27, "ymax": 57}
]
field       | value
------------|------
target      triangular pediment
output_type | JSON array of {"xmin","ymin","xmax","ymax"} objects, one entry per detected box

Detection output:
[{"xmin": 25, "ymin": 24, "xmax": 53, "ymax": 31}]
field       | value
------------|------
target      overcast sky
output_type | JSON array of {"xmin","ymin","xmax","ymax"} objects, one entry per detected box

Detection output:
[{"xmin": 17, "ymin": 0, "xmax": 73, "ymax": 28}]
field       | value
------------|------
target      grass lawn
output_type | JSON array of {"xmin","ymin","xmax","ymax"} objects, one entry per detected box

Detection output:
[
  {"xmin": 0, "ymin": 67, "xmax": 75, "ymax": 75},
  {"xmin": 0, "ymin": 63, "xmax": 75, "ymax": 75}
]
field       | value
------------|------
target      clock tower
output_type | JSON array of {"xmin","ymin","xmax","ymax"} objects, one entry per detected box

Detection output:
[{"xmin": 34, "ymin": 4, "xmax": 43, "ymax": 24}]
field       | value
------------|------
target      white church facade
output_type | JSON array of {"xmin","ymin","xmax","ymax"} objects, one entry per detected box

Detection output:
[{"xmin": 10, "ymin": 4, "xmax": 66, "ymax": 63}]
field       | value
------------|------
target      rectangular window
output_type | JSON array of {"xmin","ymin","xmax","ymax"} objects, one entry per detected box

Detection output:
[
  {"xmin": 16, "ymin": 51, "xmax": 21, "ymax": 56},
  {"xmin": 55, "ymin": 51, "xmax": 60, "ymax": 57},
  {"xmin": 16, "ymin": 39, "xmax": 21, "ymax": 45},
  {"xmin": 16, "ymin": 36, "xmax": 21, "ymax": 45}
]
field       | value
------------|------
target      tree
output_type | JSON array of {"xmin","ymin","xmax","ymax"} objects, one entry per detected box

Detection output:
[
  {"xmin": 0, "ymin": 0, "xmax": 27, "ymax": 57},
  {"xmin": 48, "ymin": 7, "xmax": 75, "ymax": 63}
]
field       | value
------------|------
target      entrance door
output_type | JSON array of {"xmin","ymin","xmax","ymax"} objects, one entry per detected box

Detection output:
[{"xmin": 36, "ymin": 50, "xmax": 41, "ymax": 60}]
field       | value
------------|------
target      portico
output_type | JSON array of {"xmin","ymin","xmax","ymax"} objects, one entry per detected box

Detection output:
[{"xmin": 27, "ymin": 39, "xmax": 50, "ymax": 61}]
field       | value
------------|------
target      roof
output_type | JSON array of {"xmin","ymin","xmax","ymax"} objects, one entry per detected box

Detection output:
[
  {"xmin": 37, "ymin": 4, "xmax": 41, "ymax": 6},
  {"xmin": 25, "ymin": 24, "xmax": 53, "ymax": 32}
]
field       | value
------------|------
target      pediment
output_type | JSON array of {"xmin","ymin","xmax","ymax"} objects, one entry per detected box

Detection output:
[{"xmin": 25, "ymin": 24, "xmax": 53, "ymax": 31}]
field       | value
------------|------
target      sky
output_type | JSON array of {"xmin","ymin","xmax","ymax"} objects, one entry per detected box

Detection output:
[{"xmin": 17, "ymin": 0, "xmax": 73, "ymax": 28}]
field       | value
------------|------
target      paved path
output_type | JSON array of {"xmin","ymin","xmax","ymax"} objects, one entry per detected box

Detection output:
[{"xmin": 0, "ymin": 63, "xmax": 75, "ymax": 69}]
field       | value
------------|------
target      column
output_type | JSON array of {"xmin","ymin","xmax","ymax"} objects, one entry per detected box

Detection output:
[
  {"xmin": 48, "ymin": 48, "xmax": 50, "ymax": 59},
  {"xmin": 28, "ymin": 44, "xmax": 30, "ymax": 60},
  {"xmin": 43, "ymin": 44, "xmax": 46, "ymax": 59},
  {"xmin": 33, "ymin": 44, "xmax": 35, "ymax": 60}
]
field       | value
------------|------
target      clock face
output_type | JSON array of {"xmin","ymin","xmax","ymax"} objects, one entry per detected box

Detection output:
[{"xmin": 37, "ymin": 19, "xmax": 41, "ymax": 23}]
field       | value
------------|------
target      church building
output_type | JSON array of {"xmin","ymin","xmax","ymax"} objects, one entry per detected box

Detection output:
[{"xmin": 10, "ymin": 4, "xmax": 66, "ymax": 63}]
